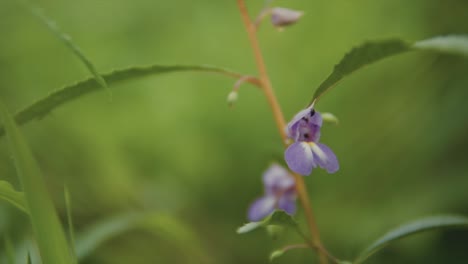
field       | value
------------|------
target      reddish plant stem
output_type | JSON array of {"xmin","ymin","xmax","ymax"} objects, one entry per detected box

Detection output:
[{"xmin": 235, "ymin": 1, "xmax": 328, "ymax": 263}]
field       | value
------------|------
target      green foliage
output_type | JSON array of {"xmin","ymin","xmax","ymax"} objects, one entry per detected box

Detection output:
[
  {"xmin": 0, "ymin": 100, "xmax": 73, "ymax": 264},
  {"xmin": 0, "ymin": 64, "xmax": 248, "ymax": 137},
  {"xmin": 269, "ymin": 249, "xmax": 284, "ymax": 262},
  {"xmin": 269, "ymin": 244, "xmax": 310, "ymax": 262},
  {"xmin": 75, "ymin": 213, "xmax": 210, "ymax": 262},
  {"xmin": 354, "ymin": 215, "xmax": 468, "ymax": 264},
  {"xmin": 237, "ymin": 210, "xmax": 299, "ymax": 234},
  {"xmin": 4, "ymin": 236, "xmax": 15, "ymax": 264},
  {"xmin": 17, "ymin": 0, "xmax": 108, "ymax": 92},
  {"xmin": 312, "ymin": 35, "xmax": 468, "ymax": 102},
  {"xmin": 64, "ymin": 186, "xmax": 78, "ymax": 264},
  {"xmin": 311, "ymin": 39, "xmax": 410, "ymax": 102},
  {"xmin": 0, "ymin": 180, "xmax": 27, "ymax": 213},
  {"xmin": 414, "ymin": 35, "xmax": 468, "ymax": 57}
]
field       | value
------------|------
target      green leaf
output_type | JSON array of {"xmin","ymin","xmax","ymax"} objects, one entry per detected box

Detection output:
[
  {"xmin": 237, "ymin": 210, "xmax": 298, "ymax": 234},
  {"xmin": 0, "ymin": 64, "xmax": 252, "ymax": 137},
  {"xmin": 311, "ymin": 39, "xmax": 411, "ymax": 102},
  {"xmin": 75, "ymin": 213, "xmax": 210, "ymax": 263},
  {"xmin": 4, "ymin": 235, "xmax": 15, "ymax": 264},
  {"xmin": 64, "ymin": 186, "xmax": 78, "ymax": 264},
  {"xmin": 269, "ymin": 249, "xmax": 284, "ymax": 262},
  {"xmin": 0, "ymin": 180, "xmax": 27, "ymax": 213},
  {"xmin": 17, "ymin": 0, "xmax": 108, "ymax": 92},
  {"xmin": 414, "ymin": 35, "xmax": 468, "ymax": 57},
  {"xmin": 321, "ymin": 112, "xmax": 339, "ymax": 126},
  {"xmin": 354, "ymin": 215, "xmax": 468, "ymax": 264},
  {"xmin": 269, "ymin": 244, "xmax": 309, "ymax": 262},
  {"xmin": 311, "ymin": 35, "xmax": 468, "ymax": 102},
  {"xmin": 0, "ymin": 100, "xmax": 73, "ymax": 264}
]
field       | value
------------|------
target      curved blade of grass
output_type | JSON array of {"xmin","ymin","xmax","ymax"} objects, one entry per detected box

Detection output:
[
  {"xmin": 354, "ymin": 215, "xmax": 468, "ymax": 264},
  {"xmin": 17, "ymin": 0, "xmax": 108, "ymax": 92},
  {"xmin": 0, "ymin": 64, "xmax": 258, "ymax": 137},
  {"xmin": 311, "ymin": 35, "xmax": 468, "ymax": 103},
  {"xmin": 0, "ymin": 180, "xmax": 27, "ymax": 213},
  {"xmin": 75, "ymin": 213, "xmax": 210, "ymax": 263},
  {"xmin": 0, "ymin": 100, "xmax": 73, "ymax": 264}
]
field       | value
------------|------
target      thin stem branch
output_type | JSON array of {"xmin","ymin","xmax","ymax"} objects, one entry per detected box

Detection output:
[
  {"xmin": 235, "ymin": 1, "xmax": 328, "ymax": 263},
  {"xmin": 236, "ymin": 0, "xmax": 287, "ymax": 142}
]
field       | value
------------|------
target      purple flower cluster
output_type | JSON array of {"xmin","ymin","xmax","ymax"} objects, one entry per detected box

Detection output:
[
  {"xmin": 247, "ymin": 106, "xmax": 339, "ymax": 221},
  {"xmin": 284, "ymin": 105, "xmax": 339, "ymax": 176}
]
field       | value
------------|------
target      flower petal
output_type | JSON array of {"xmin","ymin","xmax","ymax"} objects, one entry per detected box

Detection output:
[
  {"xmin": 247, "ymin": 196, "xmax": 276, "ymax": 222},
  {"xmin": 286, "ymin": 106, "xmax": 323, "ymax": 140},
  {"xmin": 277, "ymin": 195, "xmax": 296, "ymax": 215},
  {"xmin": 312, "ymin": 143, "xmax": 339, "ymax": 173},
  {"xmin": 263, "ymin": 164, "xmax": 295, "ymax": 194},
  {"xmin": 284, "ymin": 142, "xmax": 315, "ymax": 175}
]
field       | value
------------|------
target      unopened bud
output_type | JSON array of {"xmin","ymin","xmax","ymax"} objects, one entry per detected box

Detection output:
[
  {"xmin": 321, "ymin": 112, "xmax": 339, "ymax": 125},
  {"xmin": 271, "ymin": 7, "xmax": 303, "ymax": 28},
  {"xmin": 227, "ymin": 91, "xmax": 238, "ymax": 107}
]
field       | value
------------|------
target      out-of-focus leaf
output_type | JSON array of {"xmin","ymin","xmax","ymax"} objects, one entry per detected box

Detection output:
[
  {"xmin": 75, "ymin": 213, "xmax": 210, "ymax": 263},
  {"xmin": 0, "ymin": 100, "xmax": 73, "ymax": 264},
  {"xmin": 354, "ymin": 215, "xmax": 468, "ymax": 264},
  {"xmin": 0, "ymin": 64, "xmax": 256, "ymax": 137},
  {"xmin": 269, "ymin": 249, "xmax": 284, "ymax": 262},
  {"xmin": 237, "ymin": 210, "xmax": 298, "ymax": 234},
  {"xmin": 4, "ymin": 236, "xmax": 15, "ymax": 264},
  {"xmin": 18, "ymin": 0, "xmax": 108, "ymax": 91},
  {"xmin": 0, "ymin": 180, "xmax": 27, "ymax": 213},
  {"xmin": 311, "ymin": 35, "xmax": 468, "ymax": 102},
  {"xmin": 64, "ymin": 186, "xmax": 77, "ymax": 264},
  {"xmin": 269, "ymin": 244, "xmax": 309, "ymax": 262},
  {"xmin": 321, "ymin": 112, "xmax": 339, "ymax": 125},
  {"xmin": 414, "ymin": 35, "xmax": 468, "ymax": 57}
]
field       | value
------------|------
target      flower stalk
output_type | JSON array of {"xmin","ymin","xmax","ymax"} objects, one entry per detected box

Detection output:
[{"xmin": 235, "ymin": 1, "xmax": 328, "ymax": 263}]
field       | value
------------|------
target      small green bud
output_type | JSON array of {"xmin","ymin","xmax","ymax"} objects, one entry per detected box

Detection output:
[{"xmin": 227, "ymin": 91, "xmax": 239, "ymax": 108}]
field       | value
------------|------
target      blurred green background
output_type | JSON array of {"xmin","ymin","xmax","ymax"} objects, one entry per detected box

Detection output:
[{"xmin": 1, "ymin": 0, "xmax": 468, "ymax": 263}]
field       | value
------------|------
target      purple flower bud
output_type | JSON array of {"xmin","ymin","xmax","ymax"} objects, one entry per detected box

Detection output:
[
  {"xmin": 284, "ymin": 106, "xmax": 339, "ymax": 176},
  {"xmin": 270, "ymin": 7, "xmax": 303, "ymax": 28},
  {"xmin": 247, "ymin": 164, "xmax": 297, "ymax": 222}
]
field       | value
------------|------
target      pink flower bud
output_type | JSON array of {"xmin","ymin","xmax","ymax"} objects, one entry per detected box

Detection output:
[{"xmin": 270, "ymin": 7, "xmax": 303, "ymax": 28}]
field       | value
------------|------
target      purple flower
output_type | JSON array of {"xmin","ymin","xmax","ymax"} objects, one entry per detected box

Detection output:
[
  {"xmin": 284, "ymin": 105, "xmax": 339, "ymax": 176},
  {"xmin": 248, "ymin": 164, "xmax": 297, "ymax": 222}
]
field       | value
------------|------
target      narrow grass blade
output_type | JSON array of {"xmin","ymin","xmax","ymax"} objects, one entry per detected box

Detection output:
[
  {"xmin": 64, "ymin": 186, "xmax": 78, "ymax": 264},
  {"xmin": 354, "ymin": 215, "xmax": 468, "ymax": 264},
  {"xmin": 75, "ymin": 213, "xmax": 210, "ymax": 263},
  {"xmin": 0, "ymin": 64, "xmax": 255, "ymax": 137},
  {"xmin": 0, "ymin": 180, "xmax": 27, "ymax": 213},
  {"xmin": 0, "ymin": 100, "xmax": 73, "ymax": 264},
  {"xmin": 18, "ymin": 0, "xmax": 108, "ymax": 92}
]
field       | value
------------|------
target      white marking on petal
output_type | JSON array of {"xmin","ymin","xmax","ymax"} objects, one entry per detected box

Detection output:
[
  {"xmin": 310, "ymin": 142, "xmax": 327, "ymax": 163},
  {"xmin": 300, "ymin": 142, "xmax": 314, "ymax": 163}
]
